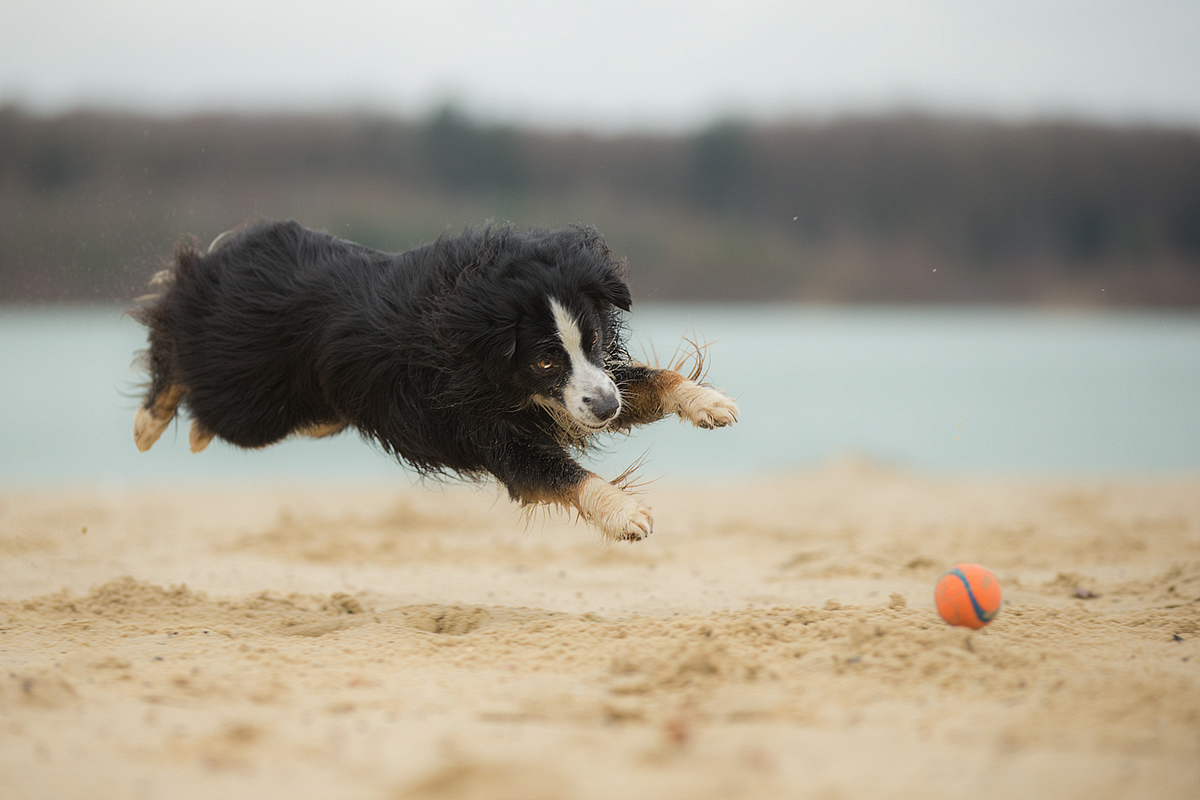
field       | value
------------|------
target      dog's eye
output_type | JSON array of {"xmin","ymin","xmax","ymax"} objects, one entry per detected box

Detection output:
[
  {"xmin": 536, "ymin": 357, "xmax": 557, "ymax": 371},
  {"xmin": 590, "ymin": 331, "xmax": 600, "ymax": 349}
]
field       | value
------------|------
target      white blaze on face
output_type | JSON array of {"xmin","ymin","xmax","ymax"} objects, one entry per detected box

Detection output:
[{"xmin": 549, "ymin": 298, "xmax": 621, "ymax": 429}]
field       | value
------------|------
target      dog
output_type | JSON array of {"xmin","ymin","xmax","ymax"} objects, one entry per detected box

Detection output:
[{"xmin": 131, "ymin": 220, "xmax": 738, "ymax": 542}]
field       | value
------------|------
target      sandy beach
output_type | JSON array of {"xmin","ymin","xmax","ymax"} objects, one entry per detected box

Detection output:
[{"xmin": 2, "ymin": 463, "xmax": 1198, "ymax": 799}]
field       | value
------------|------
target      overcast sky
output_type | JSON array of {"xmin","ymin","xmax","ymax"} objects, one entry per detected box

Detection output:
[{"xmin": 2, "ymin": 0, "xmax": 1198, "ymax": 131}]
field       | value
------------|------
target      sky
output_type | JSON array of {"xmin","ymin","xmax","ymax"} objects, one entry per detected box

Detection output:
[{"xmin": 2, "ymin": 0, "xmax": 1199, "ymax": 132}]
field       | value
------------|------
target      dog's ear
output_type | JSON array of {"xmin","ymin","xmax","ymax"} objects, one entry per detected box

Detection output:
[{"xmin": 592, "ymin": 271, "xmax": 632, "ymax": 312}]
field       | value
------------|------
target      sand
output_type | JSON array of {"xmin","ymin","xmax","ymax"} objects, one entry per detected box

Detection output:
[{"xmin": 2, "ymin": 463, "xmax": 1198, "ymax": 799}]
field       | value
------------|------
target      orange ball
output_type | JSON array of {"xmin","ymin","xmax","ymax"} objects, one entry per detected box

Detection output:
[{"xmin": 935, "ymin": 563, "xmax": 1002, "ymax": 629}]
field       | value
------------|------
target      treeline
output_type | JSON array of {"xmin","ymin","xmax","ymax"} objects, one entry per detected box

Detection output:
[{"xmin": 2, "ymin": 105, "xmax": 1199, "ymax": 304}]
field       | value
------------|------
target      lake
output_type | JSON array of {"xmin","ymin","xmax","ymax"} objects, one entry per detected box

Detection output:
[{"xmin": 1, "ymin": 305, "xmax": 1197, "ymax": 485}]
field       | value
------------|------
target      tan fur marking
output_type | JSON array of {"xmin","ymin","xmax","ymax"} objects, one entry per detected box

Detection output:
[
  {"xmin": 296, "ymin": 421, "xmax": 349, "ymax": 439},
  {"xmin": 189, "ymin": 419, "xmax": 214, "ymax": 453},
  {"xmin": 133, "ymin": 384, "xmax": 185, "ymax": 452},
  {"xmin": 618, "ymin": 369, "xmax": 685, "ymax": 424},
  {"xmin": 575, "ymin": 476, "xmax": 654, "ymax": 542}
]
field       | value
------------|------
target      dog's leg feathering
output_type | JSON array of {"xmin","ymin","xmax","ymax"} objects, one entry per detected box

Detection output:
[
  {"xmin": 576, "ymin": 476, "xmax": 654, "ymax": 542},
  {"xmin": 488, "ymin": 443, "xmax": 654, "ymax": 543}
]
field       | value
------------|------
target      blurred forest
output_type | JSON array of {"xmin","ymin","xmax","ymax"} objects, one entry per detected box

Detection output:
[{"xmin": 2, "ymin": 104, "xmax": 1199, "ymax": 305}]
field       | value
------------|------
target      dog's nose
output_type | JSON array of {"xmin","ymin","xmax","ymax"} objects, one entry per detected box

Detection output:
[{"xmin": 584, "ymin": 392, "xmax": 621, "ymax": 422}]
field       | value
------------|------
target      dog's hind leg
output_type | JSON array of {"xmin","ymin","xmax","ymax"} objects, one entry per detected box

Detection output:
[
  {"xmin": 189, "ymin": 418, "xmax": 215, "ymax": 453},
  {"xmin": 133, "ymin": 384, "xmax": 185, "ymax": 452}
]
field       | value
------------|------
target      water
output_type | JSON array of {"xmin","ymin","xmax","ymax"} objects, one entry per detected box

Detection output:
[{"xmin": 1, "ymin": 305, "xmax": 1197, "ymax": 485}]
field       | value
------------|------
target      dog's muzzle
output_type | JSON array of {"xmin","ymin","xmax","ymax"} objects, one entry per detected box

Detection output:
[
  {"xmin": 566, "ymin": 369, "xmax": 622, "ymax": 429},
  {"xmin": 584, "ymin": 390, "xmax": 621, "ymax": 422}
]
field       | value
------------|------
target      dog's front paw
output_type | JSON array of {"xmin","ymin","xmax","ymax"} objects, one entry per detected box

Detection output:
[
  {"xmin": 603, "ymin": 499, "xmax": 654, "ymax": 542},
  {"xmin": 578, "ymin": 477, "xmax": 654, "ymax": 542},
  {"xmin": 671, "ymin": 382, "xmax": 739, "ymax": 429}
]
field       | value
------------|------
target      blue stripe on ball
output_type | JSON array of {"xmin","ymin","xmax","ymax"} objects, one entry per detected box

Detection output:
[{"xmin": 949, "ymin": 567, "xmax": 997, "ymax": 623}]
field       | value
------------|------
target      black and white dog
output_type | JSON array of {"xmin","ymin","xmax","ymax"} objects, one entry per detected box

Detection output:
[{"xmin": 132, "ymin": 221, "xmax": 737, "ymax": 541}]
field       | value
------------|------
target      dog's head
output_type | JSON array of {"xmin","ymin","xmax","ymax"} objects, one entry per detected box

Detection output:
[
  {"xmin": 441, "ymin": 225, "xmax": 631, "ymax": 432},
  {"xmin": 518, "ymin": 295, "xmax": 624, "ymax": 430}
]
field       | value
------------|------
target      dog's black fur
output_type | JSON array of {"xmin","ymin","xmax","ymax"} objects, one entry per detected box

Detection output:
[{"xmin": 132, "ymin": 220, "xmax": 737, "ymax": 540}]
